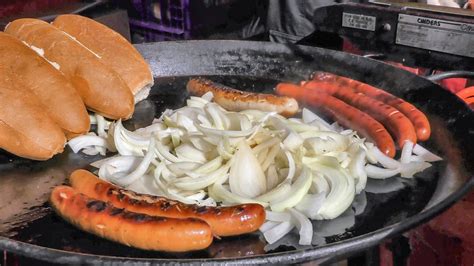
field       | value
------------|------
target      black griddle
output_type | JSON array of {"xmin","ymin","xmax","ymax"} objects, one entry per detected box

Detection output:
[{"xmin": 0, "ymin": 40, "xmax": 472, "ymax": 265}]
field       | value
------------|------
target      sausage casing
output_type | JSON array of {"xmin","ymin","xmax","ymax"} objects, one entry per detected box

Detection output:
[
  {"xmin": 276, "ymin": 83, "xmax": 396, "ymax": 157},
  {"xmin": 50, "ymin": 185, "xmax": 213, "ymax": 252},
  {"xmin": 312, "ymin": 72, "xmax": 431, "ymax": 141},
  {"xmin": 69, "ymin": 169, "xmax": 266, "ymax": 237},
  {"xmin": 303, "ymin": 80, "xmax": 417, "ymax": 148},
  {"xmin": 187, "ymin": 78, "xmax": 299, "ymax": 117}
]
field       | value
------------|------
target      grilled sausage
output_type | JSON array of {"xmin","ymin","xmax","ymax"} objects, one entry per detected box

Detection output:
[
  {"xmin": 186, "ymin": 78, "xmax": 299, "ymax": 117},
  {"xmin": 69, "ymin": 169, "xmax": 266, "ymax": 237},
  {"xmin": 312, "ymin": 72, "xmax": 431, "ymax": 141},
  {"xmin": 303, "ymin": 80, "xmax": 417, "ymax": 148},
  {"xmin": 50, "ymin": 185, "xmax": 213, "ymax": 252},
  {"xmin": 276, "ymin": 83, "xmax": 396, "ymax": 157}
]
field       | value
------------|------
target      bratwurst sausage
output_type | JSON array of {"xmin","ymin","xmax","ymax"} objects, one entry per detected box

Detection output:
[
  {"xmin": 69, "ymin": 169, "xmax": 266, "ymax": 237},
  {"xmin": 187, "ymin": 78, "xmax": 299, "ymax": 117},
  {"xmin": 50, "ymin": 185, "xmax": 213, "ymax": 252}
]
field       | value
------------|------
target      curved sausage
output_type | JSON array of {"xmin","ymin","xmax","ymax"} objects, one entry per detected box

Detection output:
[
  {"xmin": 276, "ymin": 83, "xmax": 396, "ymax": 157},
  {"xmin": 303, "ymin": 80, "xmax": 417, "ymax": 148},
  {"xmin": 187, "ymin": 78, "xmax": 299, "ymax": 117},
  {"xmin": 50, "ymin": 185, "xmax": 213, "ymax": 252},
  {"xmin": 311, "ymin": 72, "xmax": 431, "ymax": 141},
  {"xmin": 69, "ymin": 169, "xmax": 266, "ymax": 237}
]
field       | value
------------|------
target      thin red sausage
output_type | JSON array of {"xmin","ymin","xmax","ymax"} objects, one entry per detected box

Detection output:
[
  {"xmin": 69, "ymin": 169, "xmax": 266, "ymax": 237},
  {"xmin": 276, "ymin": 83, "xmax": 396, "ymax": 157},
  {"xmin": 303, "ymin": 80, "xmax": 417, "ymax": 148},
  {"xmin": 50, "ymin": 185, "xmax": 213, "ymax": 252},
  {"xmin": 312, "ymin": 72, "xmax": 431, "ymax": 141}
]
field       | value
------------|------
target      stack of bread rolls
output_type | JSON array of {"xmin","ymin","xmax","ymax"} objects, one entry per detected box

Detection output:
[{"xmin": 1, "ymin": 15, "xmax": 153, "ymax": 160}]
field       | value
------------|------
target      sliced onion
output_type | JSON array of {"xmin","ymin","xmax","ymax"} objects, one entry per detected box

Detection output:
[
  {"xmin": 195, "ymin": 122, "xmax": 257, "ymax": 137},
  {"xmin": 255, "ymin": 180, "xmax": 291, "ymax": 202},
  {"xmin": 175, "ymin": 143, "xmax": 207, "ymax": 163},
  {"xmin": 371, "ymin": 146, "xmax": 400, "ymax": 169},
  {"xmin": 68, "ymin": 135, "xmax": 110, "ymax": 153},
  {"xmin": 263, "ymin": 221, "xmax": 295, "ymax": 245},
  {"xmin": 400, "ymin": 161, "xmax": 432, "ymax": 178},
  {"xmin": 96, "ymin": 114, "xmax": 107, "ymax": 137},
  {"xmin": 266, "ymin": 164, "xmax": 279, "ymax": 190},
  {"xmin": 302, "ymin": 108, "xmax": 333, "ymax": 131},
  {"xmin": 288, "ymin": 208, "xmax": 313, "ymax": 245},
  {"xmin": 413, "ymin": 144, "xmax": 443, "ymax": 162},
  {"xmin": 259, "ymin": 221, "xmax": 279, "ymax": 233},
  {"xmin": 283, "ymin": 131, "xmax": 303, "ymax": 152},
  {"xmin": 208, "ymin": 183, "xmax": 268, "ymax": 207},
  {"xmin": 314, "ymin": 165, "xmax": 355, "ymax": 220},
  {"xmin": 266, "ymin": 211, "xmax": 292, "ymax": 222},
  {"xmin": 166, "ymin": 162, "xmax": 201, "ymax": 176},
  {"xmin": 311, "ymin": 172, "xmax": 330, "ymax": 195},
  {"xmin": 100, "ymin": 139, "xmax": 156, "ymax": 186},
  {"xmin": 400, "ymin": 140, "xmax": 414, "ymax": 164},
  {"xmin": 270, "ymin": 167, "xmax": 312, "ymax": 212},
  {"xmin": 294, "ymin": 193, "xmax": 325, "ymax": 219},
  {"xmin": 348, "ymin": 149, "xmax": 368, "ymax": 194},
  {"xmin": 229, "ymin": 141, "xmax": 266, "ymax": 198},
  {"xmin": 365, "ymin": 165, "xmax": 400, "ymax": 179},
  {"xmin": 174, "ymin": 161, "xmax": 230, "ymax": 190}
]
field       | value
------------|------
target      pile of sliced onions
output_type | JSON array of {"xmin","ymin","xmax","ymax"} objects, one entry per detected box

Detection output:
[{"xmin": 68, "ymin": 92, "xmax": 442, "ymax": 246}]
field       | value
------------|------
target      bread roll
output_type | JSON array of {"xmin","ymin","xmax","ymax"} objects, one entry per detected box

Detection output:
[
  {"xmin": 0, "ymin": 32, "xmax": 89, "ymax": 139},
  {"xmin": 0, "ymin": 66, "xmax": 66, "ymax": 160},
  {"xmin": 53, "ymin": 14, "xmax": 153, "ymax": 102},
  {"xmin": 5, "ymin": 18, "xmax": 134, "ymax": 120}
]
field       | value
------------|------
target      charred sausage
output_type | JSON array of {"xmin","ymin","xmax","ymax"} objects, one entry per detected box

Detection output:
[
  {"xmin": 69, "ymin": 169, "xmax": 266, "ymax": 237},
  {"xmin": 187, "ymin": 78, "xmax": 299, "ymax": 117},
  {"xmin": 50, "ymin": 185, "xmax": 213, "ymax": 252}
]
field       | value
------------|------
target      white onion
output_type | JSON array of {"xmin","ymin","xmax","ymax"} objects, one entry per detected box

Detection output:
[
  {"xmin": 371, "ymin": 146, "xmax": 400, "ymax": 169},
  {"xmin": 265, "ymin": 211, "xmax": 292, "ymax": 222},
  {"xmin": 270, "ymin": 167, "xmax": 312, "ymax": 212},
  {"xmin": 229, "ymin": 141, "xmax": 267, "ymax": 198},
  {"xmin": 349, "ymin": 149, "xmax": 367, "ymax": 194},
  {"xmin": 400, "ymin": 141, "xmax": 415, "ymax": 164},
  {"xmin": 263, "ymin": 221, "xmax": 295, "ymax": 244},
  {"xmin": 295, "ymin": 193, "xmax": 325, "ymax": 219},
  {"xmin": 413, "ymin": 144, "xmax": 443, "ymax": 162},
  {"xmin": 100, "ymin": 139, "xmax": 156, "ymax": 186},
  {"xmin": 68, "ymin": 135, "xmax": 110, "ymax": 153},
  {"xmin": 259, "ymin": 221, "xmax": 279, "ymax": 233},
  {"xmin": 365, "ymin": 165, "xmax": 400, "ymax": 179},
  {"xmin": 302, "ymin": 108, "xmax": 333, "ymax": 131},
  {"xmin": 288, "ymin": 208, "xmax": 313, "ymax": 245}
]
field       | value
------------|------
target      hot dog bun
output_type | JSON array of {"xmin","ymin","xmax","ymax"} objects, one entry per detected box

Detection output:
[
  {"xmin": 0, "ymin": 32, "xmax": 89, "ymax": 139},
  {"xmin": 0, "ymin": 66, "xmax": 66, "ymax": 160},
  {"xmin": 4, "ymin": 18, "xmax": 134, "ymax": 120},
  {"xmin": 53, "ymin": 15, "xmax": 153, "ymax": 103}
]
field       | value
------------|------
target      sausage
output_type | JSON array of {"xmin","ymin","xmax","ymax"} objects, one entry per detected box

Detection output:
[
  {"xmin": 50, "ymin": 185, "xmax": 213, "ymax": 252},
  {"xmin": 303, "ymin": 80, "xmax": 417, "ymax": 148},
  {"xmin": 186, "ymin": 78, "xmax": 299, "ymax": 117},
  {"xmin": 276, "ymin": 83, "xmax": 396, "ymax": 157},
  {"xmin": 311, "ymin": 72, "xmax": 431, "ymax": 141},
  {"xmin": 69, "ymin": 169, "xmax": 266, "ymax": 237}
]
